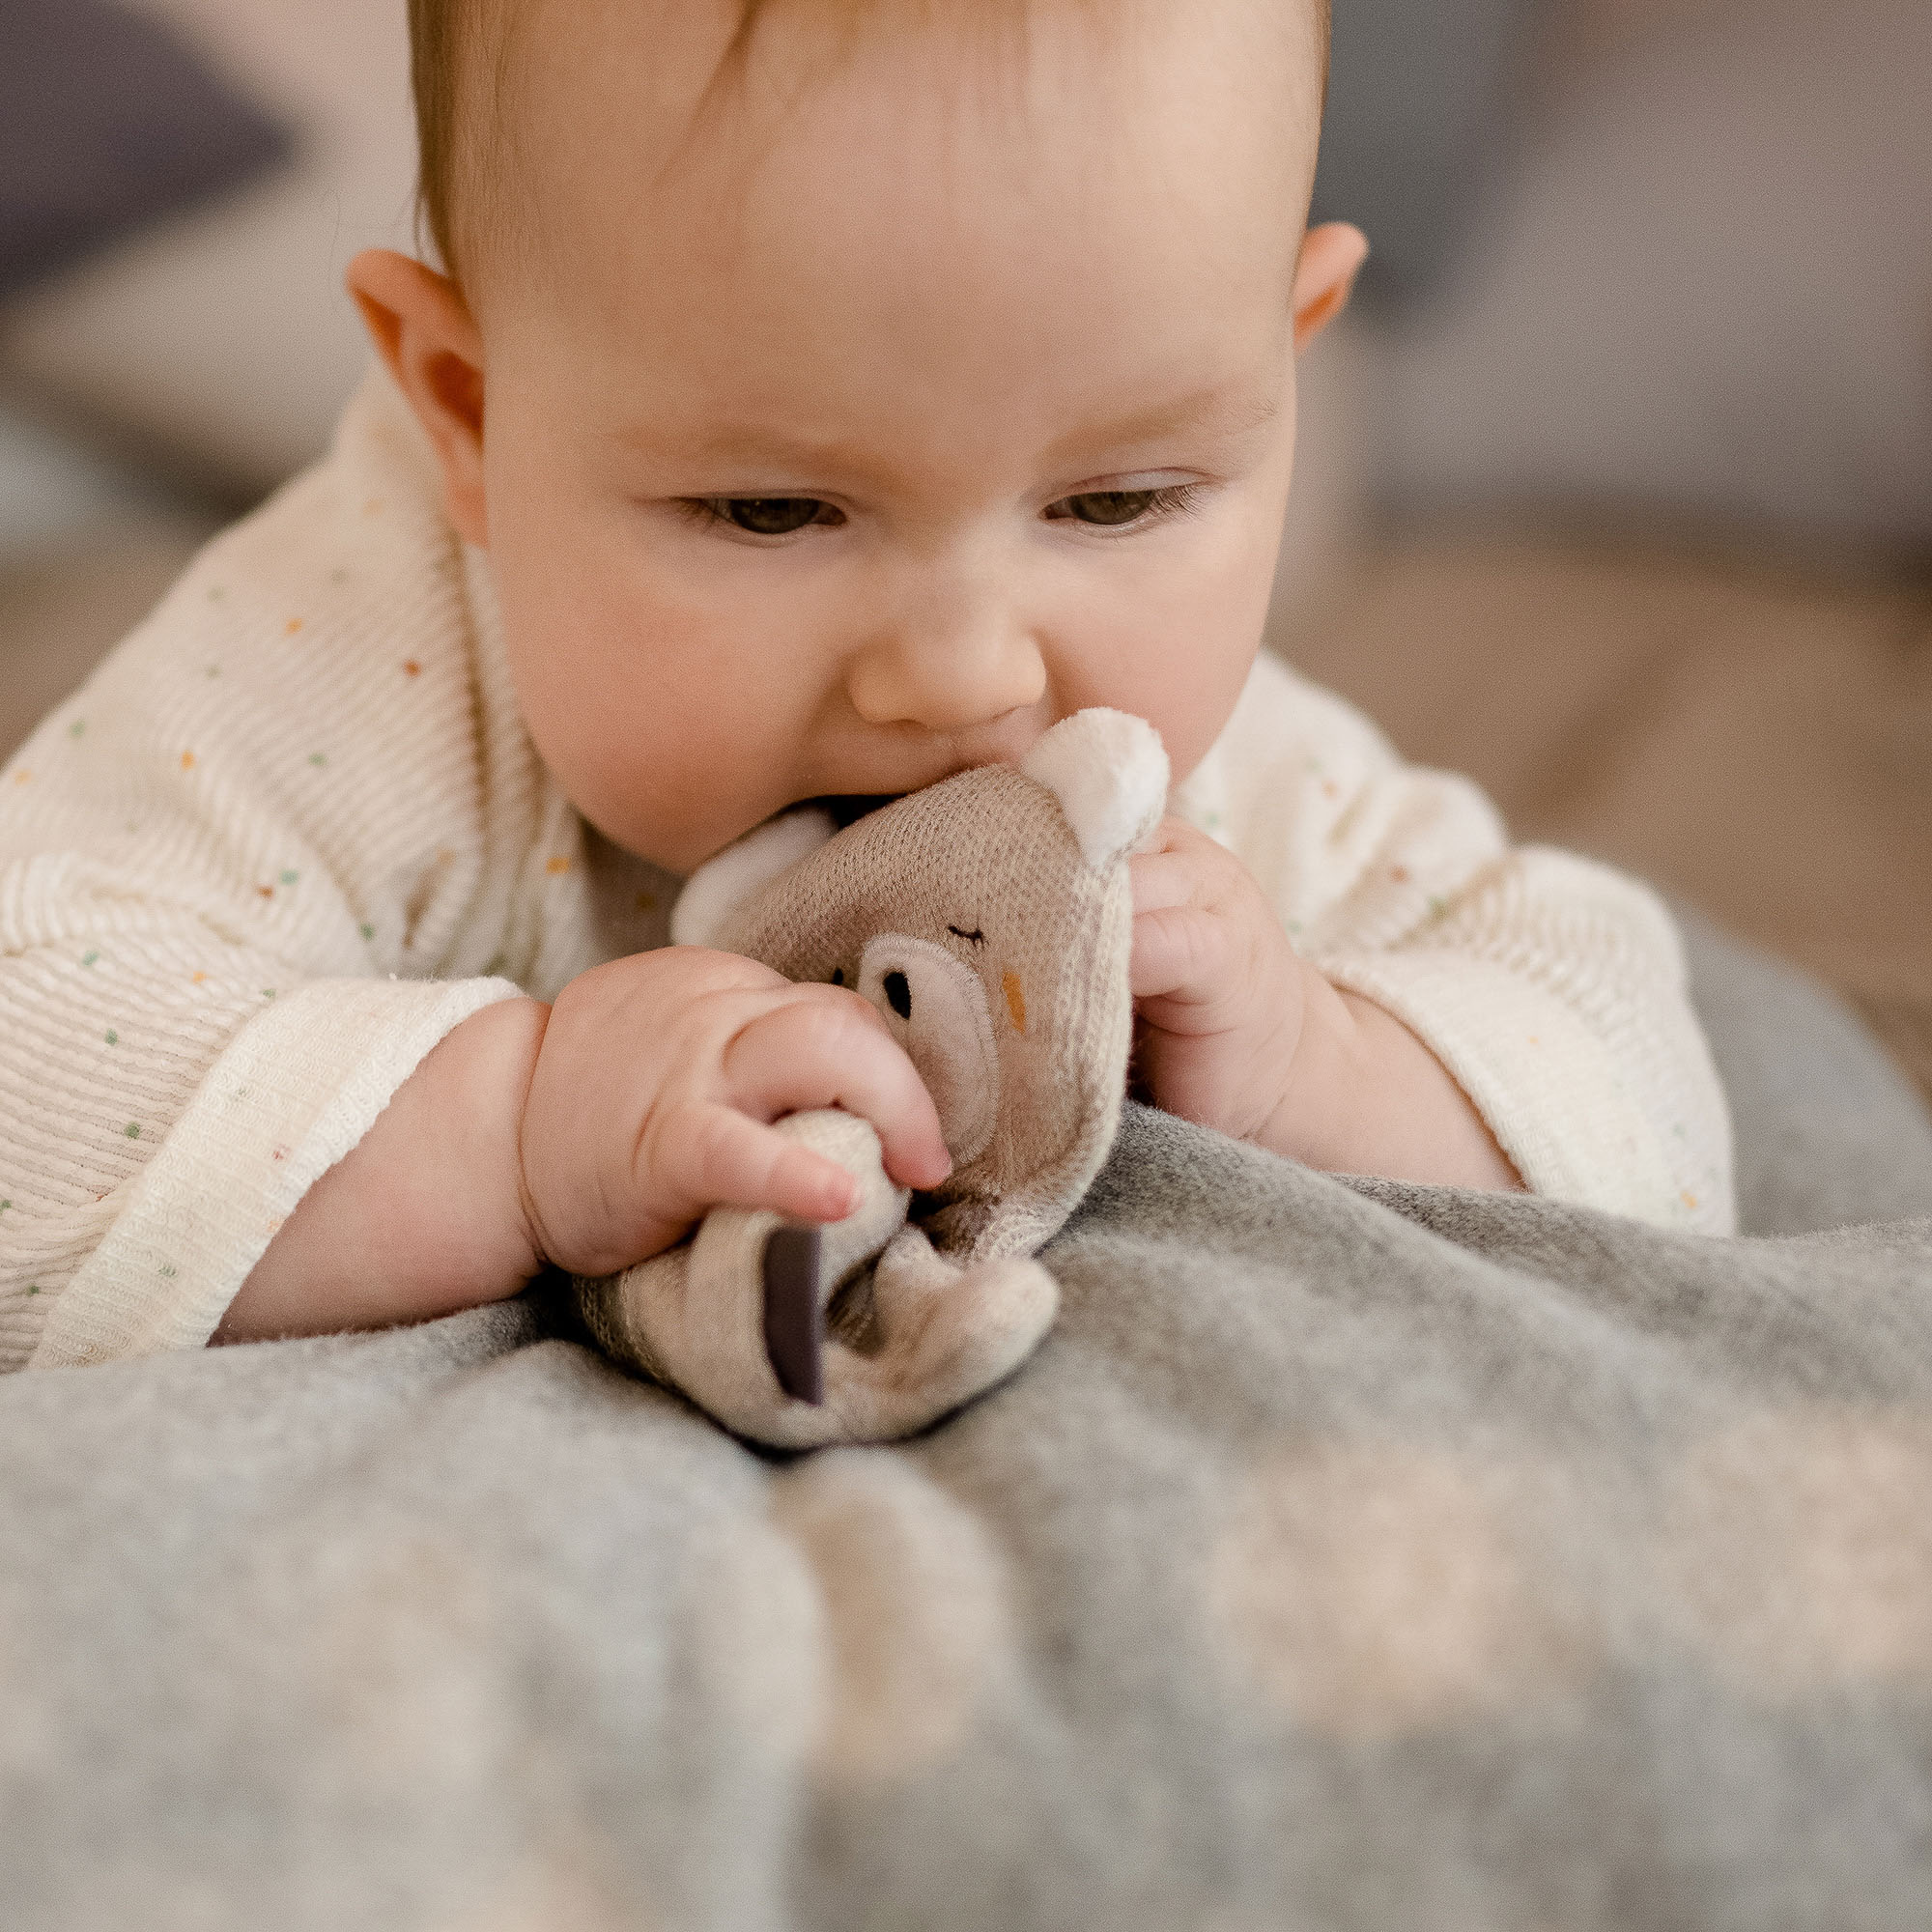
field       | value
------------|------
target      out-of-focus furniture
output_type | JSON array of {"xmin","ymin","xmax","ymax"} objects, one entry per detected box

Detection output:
[
  {"xmin": 1363, "ymin": 0, "xmax": 1932, "ymax": 552},
  {"xmin": 0, "ymin": 0, "xmax": 288, "ymax": 303},
  {"xmin": 0, "ymin": 0, "xmax": 415, "ymax": 496}
]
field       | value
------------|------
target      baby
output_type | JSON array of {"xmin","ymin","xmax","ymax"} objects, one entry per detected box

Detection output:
[{"xmin": 0, "ymin": 0, "xmax": 1732, "ymax": 1374}]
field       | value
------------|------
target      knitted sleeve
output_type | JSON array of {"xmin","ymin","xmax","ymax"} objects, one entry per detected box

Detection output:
[
  {"xmin": 1178, "ymin": 652, "xmax": 1736, "ymax": 1233},
  {"xmin": 0, "ymin": 376, "xmax": 555, "ymax": 1372}
]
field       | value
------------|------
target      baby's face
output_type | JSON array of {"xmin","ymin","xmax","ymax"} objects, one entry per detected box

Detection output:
[{"xmin": 402, "ymin": 1, "xmax": 1341, "ymax": 874}]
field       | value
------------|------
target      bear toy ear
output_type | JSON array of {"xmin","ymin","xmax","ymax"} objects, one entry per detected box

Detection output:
[
  {"xmin": 671, "ymin": 806, "xmax": 839, "ymax": 951},
  {"xmin": 1019, "ymin": 709, "xmax": 1170, "ymax": 870}
]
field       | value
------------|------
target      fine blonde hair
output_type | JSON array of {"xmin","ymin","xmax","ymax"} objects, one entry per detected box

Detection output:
[{"xmin": 409, "ymin": 0, "xmax": 1332, "ymax": 282}]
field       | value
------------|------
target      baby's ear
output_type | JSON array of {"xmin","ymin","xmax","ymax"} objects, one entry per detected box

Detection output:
[
  {"xmin": 671, "ymin": 807, "xmax": 839, "ymax": 950},
  {"xmin": 1020, "ymin": 710, "xmax": 1170, "ymax": 870}
]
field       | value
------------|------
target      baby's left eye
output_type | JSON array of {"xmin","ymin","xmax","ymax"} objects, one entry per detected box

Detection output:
[
  {"xmin": 686, "ymin": 497, "xmax": 846, "ymax": 537},
  {"xmin": 1043, "ymin": 485, "xmax": 1199, "ymax": 529}
]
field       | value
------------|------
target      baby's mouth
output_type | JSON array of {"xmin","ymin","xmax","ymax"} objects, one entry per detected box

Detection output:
[{"xmin": 800, "ymin": 794, "xmax": 902, "ymax": 831}]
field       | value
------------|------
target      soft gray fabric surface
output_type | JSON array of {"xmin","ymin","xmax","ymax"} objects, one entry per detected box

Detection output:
[
  {"xmin": 1682, "ymin": 912, "xmax": 1932, "ymax": 1235},
  {"xmin": 4, "ymin": 925, "xmax": 1932, "ymax": 1931}
]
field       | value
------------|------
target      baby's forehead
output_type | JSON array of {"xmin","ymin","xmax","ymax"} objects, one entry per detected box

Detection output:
[{"xmin": 438, "ymin": 0, "xmax": 1325, "ymax": 296}]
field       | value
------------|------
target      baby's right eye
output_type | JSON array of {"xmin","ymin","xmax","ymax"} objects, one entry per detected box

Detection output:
[{"xmin": 689, "ymin": 497, "xmax": 844, "ymax": 537}]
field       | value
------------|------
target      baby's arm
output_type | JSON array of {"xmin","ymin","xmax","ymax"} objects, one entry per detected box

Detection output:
[
  {"xmin": 1131, "ymin": 819, "xmax": 1520, "ymax": 1190},
  {"xmin": 220, "ymin": 950, "xmax": 948, "ymax": 1341},
  {"xmin": 1142, "ymin": 653, "xmax": 1735, "ymax": 1230}
]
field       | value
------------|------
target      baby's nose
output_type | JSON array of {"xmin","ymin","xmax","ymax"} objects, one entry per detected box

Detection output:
[{"xmin": 845, "ymin": 596, "xmax": 1048, "ymax": 733}]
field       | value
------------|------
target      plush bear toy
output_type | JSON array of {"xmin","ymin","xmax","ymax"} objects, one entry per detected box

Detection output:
[{"xmin": 573, "ymin": 708, "xmax": 1169, "ymax": 1449}]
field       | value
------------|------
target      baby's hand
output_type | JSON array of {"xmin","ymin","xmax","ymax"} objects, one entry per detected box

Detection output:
[
  {"xmin": 517, "ymin": 949, "xmax": 952, "ymax": 1280},
  {"xmin": 1128, "ymin": 818, "xmax": 1313, "ymax": 1145},
  {"xmin": 1131, "ymin": 817, "xmax": 1523, "ymax": 1191}
]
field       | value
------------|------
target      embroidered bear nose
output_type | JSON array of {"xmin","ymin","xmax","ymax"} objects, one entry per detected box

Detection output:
[{"xmin": 884, "ymin": 970, "xmax": 913, "ymax": 1020}]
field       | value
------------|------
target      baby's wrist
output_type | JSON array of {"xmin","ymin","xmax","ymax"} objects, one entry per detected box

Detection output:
[
  {"xmin": 220, "ymin": 995, "xmax": 551, "ymax": 1343},
  {"xmin": 1258, "ymin": 967, "xmax": 1522, "ymax": 1192},
  {"xmin": 442, "ymin": 995, "xmax": 553, "ymax": 1278},
  {"xmin": 1255, "ymin": 961, "xmax": 1369, "ymax": 1170}
]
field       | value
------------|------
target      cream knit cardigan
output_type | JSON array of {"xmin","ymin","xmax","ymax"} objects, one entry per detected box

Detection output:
[{"xmin": 0, "ymin": 373, "xmax": 1734, "ymax": 1373}]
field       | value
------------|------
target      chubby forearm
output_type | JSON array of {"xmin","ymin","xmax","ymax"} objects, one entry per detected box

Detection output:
[
  {"xmin": 215, "ymin": 997, "xmax": 550, "ymax": 1343},
  {"xmin": 1256, "ymin": 964, "xmax": 1522, "ymax": 1191},
  {"xmin": 215, "ymin": 945, "xmax": 952, "ymax": 1347}
]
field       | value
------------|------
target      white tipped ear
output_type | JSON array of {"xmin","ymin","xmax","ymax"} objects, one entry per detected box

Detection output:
[
  {"xmin": 671, "ymin": 807, "xmax": 838, "ymax": 949},
  {"xmin": 1020, "ymin": 710, "xmax": 1169, "ymax": 869}
]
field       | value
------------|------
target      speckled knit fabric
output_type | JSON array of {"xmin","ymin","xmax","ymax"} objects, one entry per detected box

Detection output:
[{"xmin": 0, "ymin": 369, "xmax": 1733, "ymax": 1373}]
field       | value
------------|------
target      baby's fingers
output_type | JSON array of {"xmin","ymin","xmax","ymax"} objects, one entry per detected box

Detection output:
[
  {"xmin": 1131, "ymin": 901, "xmax": 1230, "ymax": 1006},
  {"xmin": 650, "ymin": 1101, "xmax": 862, "ymax": 1229},
  {"xmin": 725, "ymin": 993, "xmax": 952, "ymax": 1190}
]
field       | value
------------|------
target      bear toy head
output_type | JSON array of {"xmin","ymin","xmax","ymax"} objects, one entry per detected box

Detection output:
[{"xmin": 672, "ymin": 708, "xmax": 1170, "ymax": 1264}]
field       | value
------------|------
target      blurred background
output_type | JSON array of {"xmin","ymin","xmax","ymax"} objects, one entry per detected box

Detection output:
[{"xmin": 1, "ymin": 0, "xmax": 1927, "ymax": 1094}]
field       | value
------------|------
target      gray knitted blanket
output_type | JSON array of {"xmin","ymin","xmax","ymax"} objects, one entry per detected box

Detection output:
[{"xmin": 4, "ymin": 921, "xmax": 1932, "ymax": 1932}]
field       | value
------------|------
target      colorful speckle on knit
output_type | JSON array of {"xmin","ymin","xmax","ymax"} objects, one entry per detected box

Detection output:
[{"xmin": 1003, "ymin": 971, "xmax": 1028, "ymax": 1036}]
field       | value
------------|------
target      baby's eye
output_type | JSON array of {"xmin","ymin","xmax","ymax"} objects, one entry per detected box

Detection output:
[
  {"xmin": 1043, "ymin": 485, "xmax": 1200, "ymax": 529},
  {"xmin": 692, "ymin": 497, "xmax": 845, "ymax": 537}
]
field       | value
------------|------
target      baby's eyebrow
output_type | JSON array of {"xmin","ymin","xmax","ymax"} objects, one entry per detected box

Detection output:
[
  {"xmin": 1043, "ymin": 385, "xmax": 1281, "ymax": 469},
  {"xmin": 611, "ymin": 383, "xmax": 1279, "ymax": 484},
  {"xmin": 621, "ymin": 421, "xmax": 876, "ymax": 476}
]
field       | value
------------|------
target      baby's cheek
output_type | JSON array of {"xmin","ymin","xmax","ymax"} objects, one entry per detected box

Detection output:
[
  {"xmin": 498, "ymin": 616, "xmax": 804, "ymax": 873},
  {"xmin": 1092, "ymin": 638, "xmax": 1254, "ymax": 790}
]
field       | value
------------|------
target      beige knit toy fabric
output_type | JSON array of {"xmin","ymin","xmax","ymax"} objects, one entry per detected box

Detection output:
[{"xmin": 574, "ymin": 708, "xmax": 1169, "ymax": 1448}]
